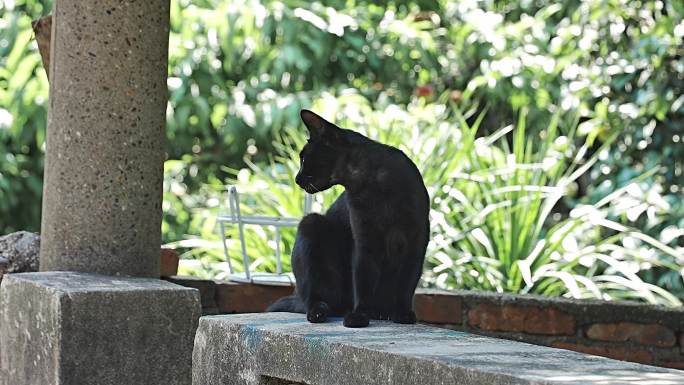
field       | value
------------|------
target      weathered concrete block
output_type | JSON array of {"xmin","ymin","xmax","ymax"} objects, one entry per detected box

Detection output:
[
  {"xmin": 0, "ymin": 272, "xmax": 201, "ymax": 385},
  {"xmin": 193, "ymin": 313, "xmax": 684, "ymax": 385}
]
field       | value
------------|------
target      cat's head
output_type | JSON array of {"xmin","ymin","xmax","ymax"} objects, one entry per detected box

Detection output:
[{"xmin": 295, "ymin": 110, "xmax": 349, "ymax": 194}]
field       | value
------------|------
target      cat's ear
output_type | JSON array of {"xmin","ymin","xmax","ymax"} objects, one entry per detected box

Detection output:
[
  {"xmin": 300, "ymin": 109, "xmax": 345, "ymax": 144},
  {"xmin": 300, "ymin": 109, "xmax": 331, "ymax": 139}
]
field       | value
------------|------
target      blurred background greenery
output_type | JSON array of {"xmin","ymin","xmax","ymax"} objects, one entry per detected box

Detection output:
[{"xmin": 1, "ymin": 0, "xmax": 683, "ymax": 304}]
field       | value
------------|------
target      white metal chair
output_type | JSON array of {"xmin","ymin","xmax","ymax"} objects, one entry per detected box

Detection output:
[{"xmin": 217, "ymin": 186, "xmax": 312, "ymax": 286}]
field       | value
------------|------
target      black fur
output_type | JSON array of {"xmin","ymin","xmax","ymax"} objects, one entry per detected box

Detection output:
[
  {"xmin": 266, "ymin": 295, "xmax": 306, "ymax": 313},
  {"xmin": 266, "ymin": 109, "xmax": 430, "ymax": 328}
]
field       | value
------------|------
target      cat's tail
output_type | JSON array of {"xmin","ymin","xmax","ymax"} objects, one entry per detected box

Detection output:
[{"xmin": 266, "ymin": 295, "xmax": 306, "ymax": 313}]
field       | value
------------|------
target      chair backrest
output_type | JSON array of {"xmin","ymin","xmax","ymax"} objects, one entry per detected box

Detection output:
[{"xmin": 217, "ymin": 186, "xmax": 312, "ymax": 286}]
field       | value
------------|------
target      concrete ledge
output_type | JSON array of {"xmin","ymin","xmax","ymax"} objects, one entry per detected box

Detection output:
[
  {"xmin": 192, "ymin": 313, "xmax": 684, "ymax": 385},
  {"xmin": 166, "ymin": 278, "xmax": 684, "ymax": 368},
  {"xmin": 1, "ymin": 272, "xmax": 201, "ymax": 385}
]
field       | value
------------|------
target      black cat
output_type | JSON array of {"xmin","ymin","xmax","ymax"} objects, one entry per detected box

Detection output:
[{"xmin": 267, "ymin": 110, "xmax": 430, "ymax": 328}]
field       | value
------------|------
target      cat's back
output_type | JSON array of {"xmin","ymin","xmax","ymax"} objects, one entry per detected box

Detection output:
[
  {"xmin": 376, "ymin": 144, "xmax": 428, "ymax": 200},
  {"xmin": 342, "ymin": 134, "xmax": 428, "ymax": 223},
  {"xmin": 349, "ymin": 142, "xmax": 429, "ymax": 222},
  {"xmin": 358, "ymin": 143, "xmax": 430, "ymax": 249}
]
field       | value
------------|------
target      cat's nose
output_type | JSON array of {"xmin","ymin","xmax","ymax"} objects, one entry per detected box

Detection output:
[{"xmin": 295, "ymin": 173, "xmax": 304, "ymax": 186}]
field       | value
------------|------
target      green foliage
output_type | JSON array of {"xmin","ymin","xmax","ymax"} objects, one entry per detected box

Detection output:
[
  {"xmin": 445, "ymin": 0, "xmax": 684, "ymax": 240},
  {"xmin": 0, "ymin": 0, "xmax": 50, "ymax": 232},
  {"xmin": 163, "ymin": 0, "xmax": 450, "ymax": 239},
  {"xmin": 427, "ymin": 108, "xmax": 682, "ymax": 305},
  {"xmin": 175, "ymin": 94, "xmax": 683, "ymax": 304}
]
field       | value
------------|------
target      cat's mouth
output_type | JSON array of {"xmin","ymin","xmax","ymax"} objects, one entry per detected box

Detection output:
[
  {"xmin": 303, "ymin": 183, "xmax": 321, "ymax": 194},
  {"xmin": 296, "ymin": 174, "xmax": 326, "ymax": 194}
]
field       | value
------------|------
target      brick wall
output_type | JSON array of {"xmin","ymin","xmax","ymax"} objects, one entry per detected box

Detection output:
[
  {"xmin": 166, "ymin": 276, "xmax": 684, "ymax": 370},
  {"xmin": 414, "ymin": 289, "xmax": 684, "ymax": 370},
  {"xmin": 165, "ymin": 276, "xmax": 294, "ymax": 315}
]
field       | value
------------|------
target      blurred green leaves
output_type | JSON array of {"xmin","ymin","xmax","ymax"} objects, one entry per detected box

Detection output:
[{"xmin": 0, "ymin": 0, "xmax": 49, "ymax": 232}]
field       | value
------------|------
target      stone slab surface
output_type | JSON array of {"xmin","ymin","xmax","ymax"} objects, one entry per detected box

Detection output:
[
  {"xmin": 0, "ymin": 272, "xmax": 201, "ymax": 385},
  {"xmin": 193, "ymin": 313, "xmax": 684, "ymax": 385}
]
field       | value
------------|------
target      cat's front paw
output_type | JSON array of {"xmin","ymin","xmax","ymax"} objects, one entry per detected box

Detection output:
[
  {"xmin": 391, "ymin": 310, "xmax": 417, "ymax": 324},
  {"xmin": 343, "ymin": 311, "xmax": 369, "ymax": 328},
  {"xmin": 307, "ymin": 301, "xmax": 329, "ymax": 323}
]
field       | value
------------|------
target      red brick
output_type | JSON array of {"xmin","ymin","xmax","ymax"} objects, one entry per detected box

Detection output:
[
  {"xmin": 166, "ymin": 276, "xmax": 217, "ymax": 309},
  {"xmin": 586, "ymin": 322, "xmax": 676, "ymax": 347},
  {"xmin": 659, "ymin": 360, "xmax": 684, "ymax": 370},
  {"xmin": 216, "ymin": 282, "xmax": 294, "ymax": 313},
  {"xmin": 414, "ymin": 294, "xmax": 462, "ymax": 324},
  {"xmin": 160, "ymin": 248, "xmax": 179, "ymax": 277},
  {"xmin": 467, "ymin": 304, "xmax": 575, "ymax": 335},
  {"xmin": 551, "ymin": 342, "xmax": 653, "ymax": 365}
]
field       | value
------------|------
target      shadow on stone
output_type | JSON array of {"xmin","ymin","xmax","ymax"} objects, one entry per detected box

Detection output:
[{"xmin": 260, "ymin": 376, "xmax": 308, "ymax": 385}]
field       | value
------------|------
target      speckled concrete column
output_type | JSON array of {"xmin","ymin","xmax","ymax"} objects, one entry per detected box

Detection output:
[{"xmin": 40, "ymin": 0, "xmax": 170, "ymax": 277}]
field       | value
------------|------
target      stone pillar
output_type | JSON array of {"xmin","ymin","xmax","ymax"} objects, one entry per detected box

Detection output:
[
  {"xmin": 40, "ymin": 0, "xmax": 170, "ymax": 277},
  {"xmin": 0, "ymin": 2, "xmax": 202, "ymax": 385}
]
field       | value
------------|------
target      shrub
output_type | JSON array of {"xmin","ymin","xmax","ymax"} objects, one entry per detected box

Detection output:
[{"xmin": 171, "ymin": 93, "xmax": 683, "ymax": 305}]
